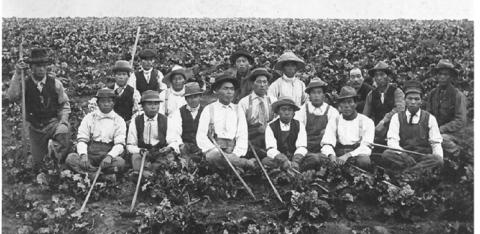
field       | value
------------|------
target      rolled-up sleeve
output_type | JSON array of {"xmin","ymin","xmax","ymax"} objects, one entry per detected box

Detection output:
[
  {"xmin": 76, "ymin": 114, "xmax": 92, "ymax": 155},
  {"xmin": 320, "ymin": 116, "xmax": 338, "ymax": 156},
  {"xmin": 386, "ymin": 113, "xmax": 402, "ymax": 150},
  {"xmin": 428, "ymin": 115, "xmax": 444, "ymax": 157},
  {"xmin": 265, "ymin": 124, "xmax": 280, "ymax": 159},
  {"xmin": 166, "ymin": 110, "xmax": 183, "ymax": 154},
  {"xmin": 108, "ymin": 117, "xmax": 126, "ymax": 157},
  {"xmin": 294, "ymin": 122, "xmax": 308, "ymax": 156},
  {"xmin": 196, "ymin": 105, "xmax": 215, "ymax": 153},
  {"xmin": 233, "ymin": 107, "xmax": 248, "ymax": 157}
]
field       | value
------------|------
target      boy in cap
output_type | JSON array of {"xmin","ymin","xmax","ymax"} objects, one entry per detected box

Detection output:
[
  {"xmin": 158, "ymin": 68, "xmax": 187, "ymax": 117},
  {"xmin": 347, "ymin": 68, "xmax": 373, "ymax": 113},
  {"xmin": 238, "ymin": 68, "xmax": 277, "ymax": 159},
  {"xmin": 196, "ymin": 73, "xmax": 255, "ymax": 172},
  {"xmin": 8, "ymin": 48, "xmax": 71, "ymax": 171},
  {"xmin": 127, "ymin": 90, "xmax": 174, "ymax": 177},
  {"xmin": 321, "ymin": 86, "xmax": 375, "ymax": 169},
  {"xmin": 128, "ymin": 49, "xmax": 167, "ymax": 94},
  {"xmin": 378, "ymin": 80, "xmax": 443, "ymax": 172},
  {"xmin": 425, "ymin": 59, "xmax": 467, "ymax": 157},
  {"xmin": 268, "ymin": 50, "xmax": 307, "ymax": 106},
  {"xmin": 229, "ymin": 50, "xmax": 255, "ymax": 102},
  {"xmin": 65, "ymin": 89, "xmax": 126, "ymax": 178}
]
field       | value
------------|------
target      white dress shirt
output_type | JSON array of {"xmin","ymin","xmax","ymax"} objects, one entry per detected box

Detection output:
[
  {"xmin": 127, "ymin": 68, "xmax": 167, "ymax": 91},
  {"xmin": 238, "ymin": 92, "xmax": 277, "ymax": 126},
  {"xmin": 166, "ymin": 105, "xmax": 200, "ymax": 154},
  {"xmin": 76, "ymin": 110, "xmax": 126, "ymax": 158},
  {"xmin": 159, "ymin": 87, "xmax": 187, "ymax": 116},
  {"xmin": 196, "ymin": 101, "xmax": 248, "ymax": 157},
  {"xmin": 387, "ymin": 110, "xmax": 443, "ymax": 157},
  {"xmin": 265, "ymin": 118, "xmax": 308, "ymax": 159},
  {"xmin": 294, "ymin": 101, "xmax": 340, "ymax": 126},
  {"xmin": 268, "ymin": 75, "xmax": 307, "ymax": 106},
  {"xmin": 320, "ymin": 113, "xmax": 375, "ymax": 157}
]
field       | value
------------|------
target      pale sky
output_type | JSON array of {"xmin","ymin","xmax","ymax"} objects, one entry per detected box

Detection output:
[{"xmin": 1, "ymin": 0, "xmax": 475, "ymax": 19}]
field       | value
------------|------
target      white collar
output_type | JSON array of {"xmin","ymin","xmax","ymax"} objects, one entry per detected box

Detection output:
[
  {"xmin": 33, "ymin": 76, "xmax": 47, "ymax": 85},
  {"xmin": 143, "ymin": 68, "xmax": 153, "ymax": 74},
  {"xmin": 114, "ymin": 83, "xmax": 128, "ymax": 90},
  {"xmin": 144, "ymin": 113, "xmax": 158, "ymax": 122},
  {"xmin": 94, "ymin": 110, "xmax": 116, "ymax": 119},
  {"xmin": 217, "ymin": 101, "xmax": 233, "ymax": 109},
  {"xmin": 307, "ymin": 101, "xmax": 326, "ymax": 112},
  {"xmin": 169, "ymin": 87, "xmax": 185, "ymax": 96},
  {"xmin": 406, "ymin": 109, "xmax": 420, "ymax": 117},
  {"xmin": 279, "ymin": 120, "xmax": 291, "ymax": 127},
  {"xmin": 186, "ymin": 104, "xmax": 200, "ymax": 112},
  {"xmin": 281, "ymin": 74, "xmax": 296, "ymax": 82},
  {"xmin": 251, "ymin": 92, "xmax": 267, "ymax": 100}
]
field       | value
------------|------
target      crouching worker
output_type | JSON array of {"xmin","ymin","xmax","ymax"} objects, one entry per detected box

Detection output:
[
  {"xmin": 377, "ymin": 80, "xmax": 443, "ymax": 173},
  {"xmin": 66, "ymin": 89, "xmax": 126, "ymax": 179},
  {"xmin": 127, "ymin": 90, "xmax": 174, "ymax": 178},
  {"xmin": 196, "ymin": 73, "xmax": 256, "ymax": 172},
  {"xmin": 320, "ymin": 86, "xmax": 375, "ymax": 170},
  {"xmin": 263, "ymin": 97, "xmax": 322, "ymax": 172}
]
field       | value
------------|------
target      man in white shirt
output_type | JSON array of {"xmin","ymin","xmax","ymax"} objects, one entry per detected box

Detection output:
[
  {"xmin": 320, "ymin": 86, "xmax": 375, "ymax": 169},
  {"xmin": 268, "ymin": 50, "xmax": 307, "ymax": 106},
  {"xmin": 196, "ymin": 73, "xmax": 255, "ymax": 172},
  {"xmin": 159, "ymin": 68, "xmax": 187, "ymax": 117},
  {"xmin": 238, "ymin": 68, "xmax": 276, "ymax": 160},
  {"xmin": 377, "ymin": 80, "xmax": 443, "ymax": 172},
  {"xmin": 127, "ymin": 90, "xmax": 174, "ymax": 178},
  {"xmin": 128, "ymin": 49, "xmax": 167, "ymax": 94},
  {"xmin": 66, "ymin": 89, "xmax": 126, "ymax": 178},
  {"xmin": 166, "ymin": 82, "xmax": 205, "ymax": 162}
]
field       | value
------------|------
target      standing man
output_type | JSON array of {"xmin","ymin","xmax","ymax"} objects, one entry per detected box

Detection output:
[
  {"xmin": 321, "ymin": 86, "xmax": 375, "ymax": 169},
  {"xmin": 229, "ymin": 50, "xmax": 255, "ymax": 102},
  {"xmin": 128, "ymin": 49, "xmax": 167, "ymax": 94},
  {"xmin": 159, "ymin": 68, "xmax": 187, "ymax": 117},
  {"xmin": 347, "ymin": 68, "xmax": 373, "ymax": 113},
  {"xmin": 268, "ymin": 50, "xmax": 307, "ymax": 106},
  {"xmin": 425, "ymin": 59, "xmax": 467, "ymax": 157},
  {"xmin": 7, "ymin": 48, "xmax": 71, "ymax": 170},
  {"xmin": 238, "ymin": 68, "xmax": 277, "ymax": 159}
]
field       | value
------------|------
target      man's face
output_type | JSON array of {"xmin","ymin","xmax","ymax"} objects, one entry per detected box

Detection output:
[
  {"xmin": 216, "ymin": 82, "xmax": 235, "ymax": 104},
  {"xmin": 31, "ymin": 63, "xmax": 48, "ymax": 80},
  {"xmin": 185, "ymin": 94, "xmax": 201, "ymax": 109},
  {"xmin": 436, "ymin": 69, "xmax": 452, "ymax": 88},
  {"xmin": 309, "ymin": 87, "xmax": 325, "ymax": 107},
  {"xmin": 405, "ymin": 92, "xmax": 422, "ymax": 114},
  {"xmin": 278, "ymin": 105, "xmax": 295, "ymax": 123},
  {"xmin": 141, "ymin": 58, "xmax": 154, "ymax": 70},
  {"xmin": 235, "ymin": 56, "xmax": 250, "ymax": 73},
  {"xmin": 338, "ymin": 98, "xmax": 357, "ymax": 117},
  {"xmin": 114, "ymin": 71, "xmax": 129, "ymax": 87},
  {"xmin": 374, "ymin": 71, "xmax": 389, "ymax": 88},
  {"xmin": 282, "ymin": 62, "xmax": 297, "ymax": 77},
  {"xmin": 171, "ymin": 74, "xmax": 186, "ymax": 92},
  {"xmin": 97, "ymin": 97, "xmax": 115, "ymax": 114},
  {"xmin": 143, "ymin": 101, "xmax": 160, "ymax": 118},
  {"xmin": 252, "ymin": 76, "xmax": 269, "ymax": 97},
  {"xmin": 349, "ymin": 69, "xmax": 364, "ymax": 89}
]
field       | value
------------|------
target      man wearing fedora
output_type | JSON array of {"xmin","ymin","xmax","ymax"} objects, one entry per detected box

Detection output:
[
  {"xmin": 378, "ymin": 80, "xmax": 443, "ymax": 173},
  {"xmin": 228, "ymin": 50, "xmax": 255, "ymax": 102},
  {"xmin": 347, "ymin": 68, "xmax": 373, "ymax": 113},
  {"xmin": 127, "ymin": 90, "xmax": 174, "ymax": 177},
  {"xmin": 66, "ymin": 89, "xmax": 126, "ymax": 179},
  {"xmin": 363, "ymin": 61, "xmax": 405, "ymax": 145},
  {"xmin": 238, "ymin": 68, "xmax": 277, "ymax": 160},
  {"xmin": 8, "ymin": 48, "xmax": 71, "ymax": 170},
  {"xmin": 166, "ymin": 82, "xmax": 205, "ymax": 162},
  {"xmin": 425, "ymin": 59, "xmax": 467, "ymax": 157},
  {"xmin": 263, "ymin": 97, "xmax": 322, "ymax": 171},
  {"xmin": 295, "ymin": 78, "xmax": 339, "ymax": 154},
  {"xmin": 158, "ymin": 68, "xmax": 187, "ymax": 117},
  {"xmin": 268, "ymin": 50, "xmax": 307, "ymax": 107},
  {"xmin": 127, "ymin": 49, "xmax": 167, "ymax": 95},
  {"xmin": 196, "ymin": 73, "xmax": 256, "ymax": 172},
  {"xmin": 321, "ymin": 86, "xmax": 375, "ymax": 169}
]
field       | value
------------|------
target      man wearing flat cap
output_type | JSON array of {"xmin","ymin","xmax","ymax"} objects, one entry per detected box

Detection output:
[
  {"xmin": 238, "ymin": 68, "xmax": 277, "ymax": 160},
  {"xmin": 377, "ymin": 80, "xmax": 443, "ymax": 173},
  {"xmin": 229, "ymin": 50, "xmax": 255, "ymax": 103},
  {"xmin": 321, "ymin": 86, "xmax": 375, "ymax": 169},
  {"xmin": 268, "ymin": 50, "xmax": 308, "ymax": 107},
  {"xmin": 7, "ymin": 48, "xmax": 71, "ymax": 171},
  {"xmin": 196, "ymin": 73, "xmax": 256, "ymax": 172},
  {"xmin": 128, "ymin": 49, "xmax": 167, "ymax": 95},
  {"xmin": 425, "ymin": 59, "xmax": 467, "ymax": 157},
  {"xmin": 66, "ymin": 89, "xmax": 126, "ymax": 180},
  {"xmin": 158, "ymin": 67, "xmax": 188, "ymax": 117}
]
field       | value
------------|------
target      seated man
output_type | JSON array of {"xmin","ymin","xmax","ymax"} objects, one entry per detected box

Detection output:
[
  {"xmin": 127, "ymin": 90, "xmax": 174, "ymax": 177},
  {"xmin": 196, "ymin": 73, "xmax": 255, "ymax": 172},
  {"xmin": 159, "ymin": 68, "xmax": 187, "ymax": 117},
  {"xmin": 166, "ymin": 82, "xmax": 205, "ymax": 162},
  {"xmin": 321, "ymin": 86, "xmax": 375, "ymax": 169},
  {"xmin": 263, "ymin": 97, "xmax": 322, "ymax": 172},
  {"xmin": 238, "ymin": 68, "xmax": 277, "ymax": 160},
  {"xmin": 66, "ymin": 89, "xmax": 126, "ymax": 179},
  {"xmin": 378, "ymin": 80, "xmax": 444, "ymax": 172}
]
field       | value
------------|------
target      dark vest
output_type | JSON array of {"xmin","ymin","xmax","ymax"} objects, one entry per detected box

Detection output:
[
  {"xmin": 399, "ymin": 110, "xmax": 432, "ymax": 154},
  {"xmin": 371, "ymin": 85, "xmax": 397, "ymax": 124},
  {"xmin": 306, "ymin": 104, "xmax": 330, "ymax": 153},
  {"xmin": 113, "ymin": 85, "xmax": 134, "ymax": 121},
  {"xmin": 25, "ymin": 76, "xmax": 60, "ymax": 128},
  {"xmin": 135, "ymin": 70, "xmax": 159, "ymax": 95},
  {"xmin": 269, "ymin": 119, "xmax": 300, "ymax": 157},
  {"xmin": 180, "ymin": 105, "xmax": 204, "ymax": 144},
  {"xmin": 135, "ymin": 113, "xmax": 168, "ymax": 150}
]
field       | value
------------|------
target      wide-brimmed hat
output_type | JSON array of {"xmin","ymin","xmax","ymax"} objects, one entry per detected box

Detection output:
[
  {"xmin": 248, "ymin": 67, "xmax": 272, "ymax": 82},
  {"xmin": 95, "ymin": 88, "xmax": 116, "ymax": 98},
  {"xmin": 212, "ymin": 73, "xmax": 238, "ymax": 90},
  {"xmin": 112, "ymin": 60, "xmax": 133, "ymax": 73},
  {"xmin": 139, "ymin": 90, "xmax": 162, "ymax": 104},
  {"xmin": 165, "ymin": 68, "xmax": 188, "ymax": 82},
  {"xmin": 403, "ymin": 80, "xmax": 423, "ymax": 95},
  {"xmin": 138, "ymin": 49, "xmax": 156, "ymax": 60},
  {"xmin": 230, "ymin": 50, "xmax": 254, "ymax": 65},
  {"xmin": 271, "ymin": 96, "xmax": 300, "ymax": 113},
  {"xmin": 305, "ymin": 77, "xmax": 328, "ymax": 93},
  {"xmin": 184, "ymin": 82, "xmax": 204, "ymax": 97},
  {"xmin": 336, "ymin": 86, "xmax": 358, "ymax": 101},
  {"xmin": 432, "ymin": 59, "xmax": 458, "ymax": 77},
  {"xmin": 368, "ymin": 61, "xmax": 393, "ymax": 77},
  {"xmin": 274, "ymin": 51, "xmax": 305, "ymax": 71},
  {"xmin": 25, "ymin": 48, "xmax": 52, "ymax": 65}
]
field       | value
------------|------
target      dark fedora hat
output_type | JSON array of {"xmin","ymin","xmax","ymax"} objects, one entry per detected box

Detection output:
[
  {"xmin": 248, "ymin": 67, "xmax": 272, "ymax": 82},
  {"xmin": 95, "ymin": 88, "xmax": 116, "ymax": 98},
  {"xmin": 403, "ymin": 80, "xmax": 423, "ymax": 95},
  {"xmin": 138, "ymin": 49, "xmax": 156, "ymax": 60},
  {"xmin": 271, "ymin": 96, "xmax": 300, "ymax": 113},
  {"xmin": 305, "ymin": 77, "xmax": 328, "ymax": 93},
  {"xmin": 212, "ymin": 73, "xmax": 238, "ymax": 90},
  {"xmin": 25, "ymin": 48, "xmax": 52, "ymax": 64},
  {"xmin": 184, "ymin": 82, "xmax": 204, "ymax": 97},
  {"xmin": 432, "ymin": 59, "xmax": 458, "ymax": 76},
  {"xmin": 336, "ymin": 86, "xmax": 358, "ymax": 101},
  {"xmin": 368, "ymin": 61, "xmax": 393, "ymax": 77},
  {"xmin": 230, "ymin": 50, "xmax": 254, "ymax": 65},
  {"xmin": 139, "ymin": 90, "xmax": 162, "ymax": 104},
  {"xmin": 112, "ymin": 60, "xmax": 133, "ymax": 73}
]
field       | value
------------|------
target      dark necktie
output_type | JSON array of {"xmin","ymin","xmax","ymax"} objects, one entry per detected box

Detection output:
[{"xmin": 409, "ymin": 111, "xmax": 417, "ymax": 124}]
